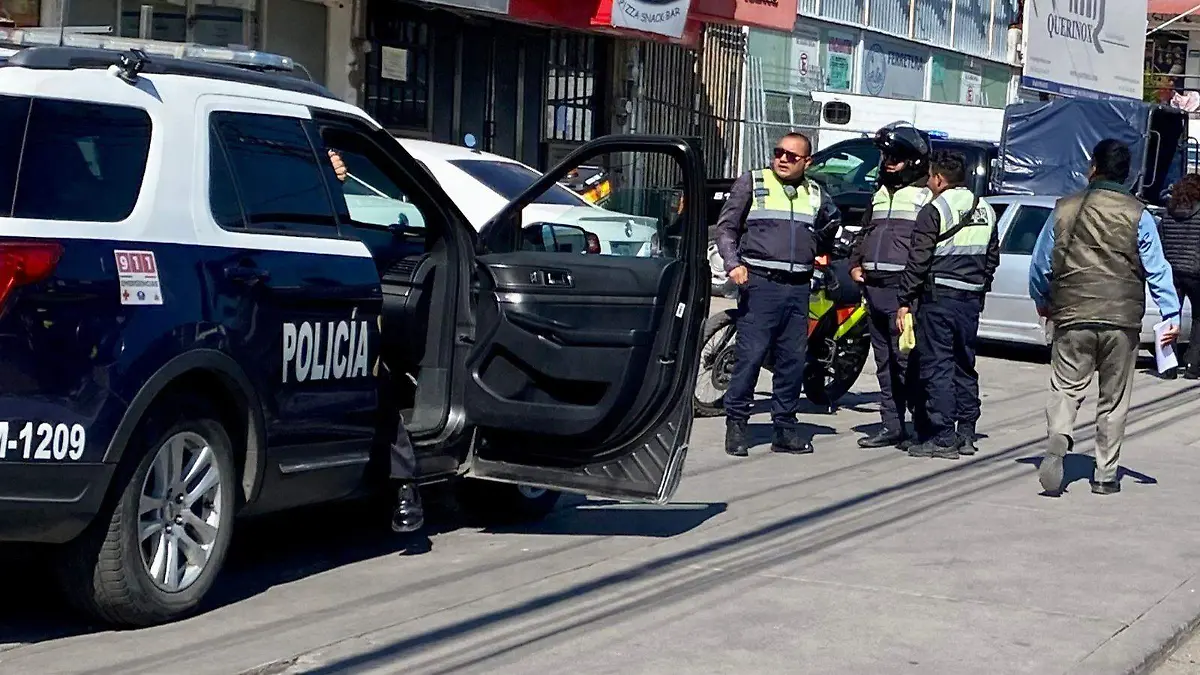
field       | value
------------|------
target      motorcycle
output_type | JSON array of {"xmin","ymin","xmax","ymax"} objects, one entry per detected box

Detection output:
[{"xmin": 693, "ymin": 255, "xmax": 871, "ymax": 416}]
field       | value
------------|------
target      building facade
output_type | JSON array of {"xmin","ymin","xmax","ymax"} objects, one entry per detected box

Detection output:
[{"xmin": 744, "ymin": 0, "xmax": 1022, "ymax": 136}]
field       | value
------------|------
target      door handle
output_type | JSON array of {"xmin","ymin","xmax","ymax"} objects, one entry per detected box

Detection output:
[
  {"xmin": 224, "ymin": 265, "xmax": 270, "ymax": 285},
  {"xmin": 544, "ymin": 271, "xmax": 572, "ymax": 287}
]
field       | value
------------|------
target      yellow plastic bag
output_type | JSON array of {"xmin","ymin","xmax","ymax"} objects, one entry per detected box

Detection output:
[{"xmin": 898, "ymin": 312, "xmax": 916, "ymax": 354}]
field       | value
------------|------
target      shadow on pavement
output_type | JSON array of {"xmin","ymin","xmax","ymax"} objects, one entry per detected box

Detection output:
[
  {"xmin": 1015, "ymin": 455, "xmax": 1159, "ymax": 495},
  {"xmin": 289, "ymin": 386, "xmax": 1200, "ymax": 675},
  {"xmin": 0, "ymin": 484, "xmax": 725, "ymax": 648}
]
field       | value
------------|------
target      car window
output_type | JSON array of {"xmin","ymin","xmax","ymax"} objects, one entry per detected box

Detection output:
[
  {"xmin": 1001, "ymin": 205, "xmax": 1052, "ymax": 256},
  {"xmin": 325, "ymin": 137, "xmax": 427, "ymax": 231},
  {"xmin": 991, "ymin": 202, "xmax": 1009, "ymax": 222},
  {"xmin": 807, "ymin": 143, "xmax": 880, "ymax": 198},
  {"xmin": 0, "ymin": 96, "xmax": 151, "ymax": 222},
  {"xmin": 209, "ymin": 111, "xmax": 339, "ymax": 236},
  {"xmin": 449, "ymin": 159, "xmax": 587, "ymax": 206}
]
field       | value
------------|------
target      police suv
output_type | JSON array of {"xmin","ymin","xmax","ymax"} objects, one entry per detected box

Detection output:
[{"xmin": 0, "ymin": 29, "xmax": 709, "ymax": 626}]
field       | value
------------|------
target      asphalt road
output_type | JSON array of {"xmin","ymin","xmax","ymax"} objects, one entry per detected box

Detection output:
[{"xmin": 5, "ymin": 307, "xmax": 1200, "ymax": 674}]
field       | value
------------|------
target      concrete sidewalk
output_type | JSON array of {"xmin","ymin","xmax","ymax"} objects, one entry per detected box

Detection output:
[{"xmin": 4, "ymin": 341, "xmax": 1200, "ymax": 674}]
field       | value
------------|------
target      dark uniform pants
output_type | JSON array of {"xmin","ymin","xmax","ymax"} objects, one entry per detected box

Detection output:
[
  {"xmin": 390, "ymin": 417, "xmax": 417, "ymax": 481},
  {"xmin": 864, "ymin": 285, "xmax": 925, "ymax": 435},
  {"xmin": 916, "ymin": 292, "xmax": 983, "ymax": 445},
  {"xmin": 725, "ymin": 272, "xmax": 810, "ymax": 428}
]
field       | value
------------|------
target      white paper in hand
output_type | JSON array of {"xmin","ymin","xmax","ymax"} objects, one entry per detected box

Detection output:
[{"xmin": 1154, "ymin": 320, "xmax": 1179, "ymax": 374}]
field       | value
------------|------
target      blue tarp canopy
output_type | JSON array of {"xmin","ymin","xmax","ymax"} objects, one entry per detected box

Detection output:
[{"xmin": 996, "ymin": 99, "xmax": 1185, "ymax": 201}]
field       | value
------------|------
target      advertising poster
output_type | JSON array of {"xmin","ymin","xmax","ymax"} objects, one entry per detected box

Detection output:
[
  {"xmin": 824, "ymin": 28, "xmax": 856, "ymax": 93},
  {"xmin": 960, "ymin": 69, "xmax": 982, "ymax": 105}
]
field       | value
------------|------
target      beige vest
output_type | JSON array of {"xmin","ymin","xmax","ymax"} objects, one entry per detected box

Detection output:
[{"xmin": 1049, "ymin": 186, "xmax": 1146, "ymax": 330}]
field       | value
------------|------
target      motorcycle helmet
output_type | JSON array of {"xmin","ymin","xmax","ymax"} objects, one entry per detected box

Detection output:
[{"xmin": 874, "ymin": 122, "xmax": 931, "ymax": 187}]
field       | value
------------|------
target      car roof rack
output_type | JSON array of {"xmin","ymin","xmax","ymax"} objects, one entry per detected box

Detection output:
[{"xmin": 0, "ymin": 26, "xmax": 337, "ymax": 100}]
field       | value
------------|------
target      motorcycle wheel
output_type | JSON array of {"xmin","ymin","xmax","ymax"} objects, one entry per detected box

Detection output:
[
  {"xmin": 804, "ymin": 318, "xmax": 871, "ymax": 407},
  {"xmin": 694, "ymin": 309, "xmax": 739, "ymax": 418}
]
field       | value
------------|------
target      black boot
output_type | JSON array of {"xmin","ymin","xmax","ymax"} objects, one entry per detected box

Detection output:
[
  {"xmin": 725, "ymin": 420, "xmax": 749, "ymax": 457},
  {"xmin": 956, "ymin": 425, "xmax": 978, "ymax": 456},
  {"xmin": 771, "ymin": 426, "xmax": 814, "ymax": 455},
  {"xmin": 858, "ymin": 428, "xmax": 907, "ymax": 449},
  {"xmin": 391, "ymin": 481, "xmax": 425, "ymax": 533}
]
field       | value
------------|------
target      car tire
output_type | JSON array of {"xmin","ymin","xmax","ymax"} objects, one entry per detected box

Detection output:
[
  {"xmin": 455, "ymin": 479, "xmax": 561, "ymax": 525},
  {"xmin": 57, "ymin": 397, "xmax": 237, "ymax": 627}
]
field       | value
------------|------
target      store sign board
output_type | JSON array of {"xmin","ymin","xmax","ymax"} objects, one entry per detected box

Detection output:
[
  {"xmin": 1021, "ymin": 0, "xmax": 1146, "ymax": 100},
  {"xmin": 611, "ymin": 0, "xmax": 690, "ymax": 38},
  {"xmin": 862, "ymin": 38, "xmax": 927, "ymax": 100}
]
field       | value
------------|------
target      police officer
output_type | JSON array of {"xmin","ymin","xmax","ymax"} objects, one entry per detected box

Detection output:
[
  {"xmin": 330, "ymin": 147, "xmax": 424, "ymax": 533},
  {"xmin": 895, "ymin": 151, "xmax": 999, "ymax": 460},
  {"xmin": 715, "ymin": 132, "xmax": 842, "ymax": 457},
  {"xmin": 848, "ymin": 123, "xmax": 933, "ymax": 450}
]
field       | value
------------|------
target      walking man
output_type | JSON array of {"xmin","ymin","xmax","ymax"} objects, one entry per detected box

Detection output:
[
  {"xmin": 715, "ymin": 132, "xmax": 842, "ymax": 457},
  {"xmin": 895, "ymin": 151, "xmax": 999, "ymax": 460},
  {"xmin": 849, "ymin": 122, "xmax": 934, "ymax": 450},
  {"xmin": 1029, "ymin": 139, "xmax": 1181, "ymax": 496}
]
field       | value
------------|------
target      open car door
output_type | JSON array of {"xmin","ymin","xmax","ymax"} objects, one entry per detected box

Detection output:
[{"xmin": 461, "ymin": 136, "xmax": 709, "ymax": 504}]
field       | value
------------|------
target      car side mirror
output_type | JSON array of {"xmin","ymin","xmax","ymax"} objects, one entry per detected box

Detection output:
[{"xmin": 522, "ymin": 223, "xmax": 592, "ymax": 253}]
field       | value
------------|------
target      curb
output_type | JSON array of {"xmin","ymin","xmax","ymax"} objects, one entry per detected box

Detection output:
[{"xmin": 1065, "ymin": 571, "xmax": 1200, "ymax": 675}]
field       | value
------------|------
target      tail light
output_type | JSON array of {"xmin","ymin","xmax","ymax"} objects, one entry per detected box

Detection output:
[
  {"xmin": 585, "ymin": 232, "xmax": 602, "ymax": 254},
  {"xmin": 0, "ymin": 242, "xmax": 63, "ymax": 307}
]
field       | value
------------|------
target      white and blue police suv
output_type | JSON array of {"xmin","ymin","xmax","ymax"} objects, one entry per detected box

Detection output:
[{"xmin": 0, "ymin": 29, "xmax": 709, "ymax": 627}]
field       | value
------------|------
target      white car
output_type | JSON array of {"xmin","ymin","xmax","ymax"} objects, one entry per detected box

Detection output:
[
  {"xmin": 369, "ymin": 139, "xmax": 660, "ymax": 256},
  {"xmin": 979, "ymin": 194, "xmax": 1193, "ymax": 348}
]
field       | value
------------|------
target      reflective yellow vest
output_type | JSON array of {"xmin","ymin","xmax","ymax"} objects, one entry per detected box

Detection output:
[
  {"xmin": 929, "ymin": 186, "xmax": 998, "ymax": 293},
  {"xmin": 741, "ymin": 168, "xmax": 824, "ymax": 274},
  {"xmin": 862, "ymin": 184, "xmax": 933, "ymax": 273}
]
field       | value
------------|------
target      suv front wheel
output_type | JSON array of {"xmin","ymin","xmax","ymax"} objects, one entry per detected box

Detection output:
[{"xmin": 58, "ymin": 398, "xmax": 237, "ymax": 626}]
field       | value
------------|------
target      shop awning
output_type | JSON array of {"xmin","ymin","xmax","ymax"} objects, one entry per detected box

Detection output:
[
  {"xmin": 691, "ymin": 0, "xmax": 799, "ymax": 32},
  {"xmin": 1149, "ymin": 0, "xmax": 1200, "ymax": 15}
]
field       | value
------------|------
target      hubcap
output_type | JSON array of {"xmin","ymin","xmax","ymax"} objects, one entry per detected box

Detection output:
[
  {"xmin": 138, "ymin": 431, "xmax": 223, "ymax": 593},
  {"xmin": 517, "ymin": 485, "xmax": 547, "ymax": 500}
]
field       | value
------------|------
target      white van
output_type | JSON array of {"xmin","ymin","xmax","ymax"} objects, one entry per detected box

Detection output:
[{"xmin": 810, "ymin": 91, "xmax": 1006, "ymax": 150}]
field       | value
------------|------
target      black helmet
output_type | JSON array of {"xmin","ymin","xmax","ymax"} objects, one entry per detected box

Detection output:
[
  {"xmin": 874, "ymin": 122, "xmax": 931, "ymax": 162},
  {"xmin": 874, "ymin": 122, "xmax": 931, "ymax": 187}
]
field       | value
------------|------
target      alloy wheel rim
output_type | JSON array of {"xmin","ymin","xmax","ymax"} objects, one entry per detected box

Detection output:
[{"xmin": 138, "ymin": 431, "xmax": 223, "ymax": 593}]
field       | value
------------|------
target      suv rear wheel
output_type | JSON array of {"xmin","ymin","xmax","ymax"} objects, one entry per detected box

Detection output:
[
  {"xmin": 58, "ymin": 398, "xmax": 237, "ymax": 626},
  {"xmin": 455, "ymin": 479, "xmax": 561, "ymax": 525}
]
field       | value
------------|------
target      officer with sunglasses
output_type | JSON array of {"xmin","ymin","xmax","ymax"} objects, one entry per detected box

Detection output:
[{"xmin": 714, "ymin": 132, "xmax": 842, "ymax": 458}]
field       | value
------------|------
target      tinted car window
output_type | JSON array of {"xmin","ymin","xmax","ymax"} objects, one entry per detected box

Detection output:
[
  {"xmin": 449, "ymin": 159, "xmax": 585, "ymax": 206},
  {"xmin": 209, "ymin": 141, "xmax": 245, "ymax": 229},
  {"xmin": 990, "ymin": 202, "xmax": 1009, "ymax": 222},
  {"xmin": 1002, "ymin": 205, "xmax": 1053, "ymax": 255},
  {"xmin": 807, "ymin": 143, "xmax": 880, "ymax": 197},
  {"xmin": 210, "ymin": 112, "xmax": 338, "ymax": 235},
  {"xmin": 6, "ymin": 97, "xmax": 151, "ymax": 222}
]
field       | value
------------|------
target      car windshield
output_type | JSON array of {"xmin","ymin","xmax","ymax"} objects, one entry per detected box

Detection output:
[{"xmin": 449, "ymin": 159, "xmax": 587, "ymax": 206}]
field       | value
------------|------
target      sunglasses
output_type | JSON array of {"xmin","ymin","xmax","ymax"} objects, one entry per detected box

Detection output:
[{"xmin": 773, "ymin": 147, "xmax": 808, "ymax": 163}]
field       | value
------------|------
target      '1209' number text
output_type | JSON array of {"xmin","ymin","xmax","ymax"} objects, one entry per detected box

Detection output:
[{"xmin": 0, "ymin": 422, "xmax": 86, "ymax": 461}]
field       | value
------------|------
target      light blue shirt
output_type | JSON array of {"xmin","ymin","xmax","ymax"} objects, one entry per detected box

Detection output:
[{"xmin": 1028, "ymin": 201, "xmax": 1181, "ymax": 326}]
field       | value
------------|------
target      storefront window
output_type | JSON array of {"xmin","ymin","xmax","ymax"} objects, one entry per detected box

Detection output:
[
  {"xmin": 861, "ymin": 37, "xmax": 927, "ymax": 100},
  {"xmin": 747, "ymin": 28, "xmax": 793, "ymax": 93},
  {"xmin": 822, "ymin": 27, "xmax": 856, "ymax": 93},
  {"xmin": 1146, "ymin": 30, "xmax": 1189, "ymax": 103},
  {"xmin": 980, "ymin": 64, "xmax": 1010, "ymax": 108},
  {"xmin": 117, "ymin": 0, "xmax": 255, "ymax": 46},
  {"xmin": 930, "ymin": 53, "xmax": 964, "ymax": 104}
]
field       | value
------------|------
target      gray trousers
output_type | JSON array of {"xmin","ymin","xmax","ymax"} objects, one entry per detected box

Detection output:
[{"xmin": 1045, "ymin": 325, "xmax": 1138, "ymax": 483}]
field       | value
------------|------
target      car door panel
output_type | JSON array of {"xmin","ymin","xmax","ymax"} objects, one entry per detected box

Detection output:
[
  {"xmin": 462, "ymin": 136, "xmax": 708, "ymax": 504},
  {"xmin": 983, "ymin": 204, "xmax": 1054, "ymax": 345}
]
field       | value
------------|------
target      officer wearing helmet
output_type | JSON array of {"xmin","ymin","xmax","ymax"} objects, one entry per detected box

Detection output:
[{"xmin": 848, "ymin": 122, "xmax": 933, "ymax": 450}]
